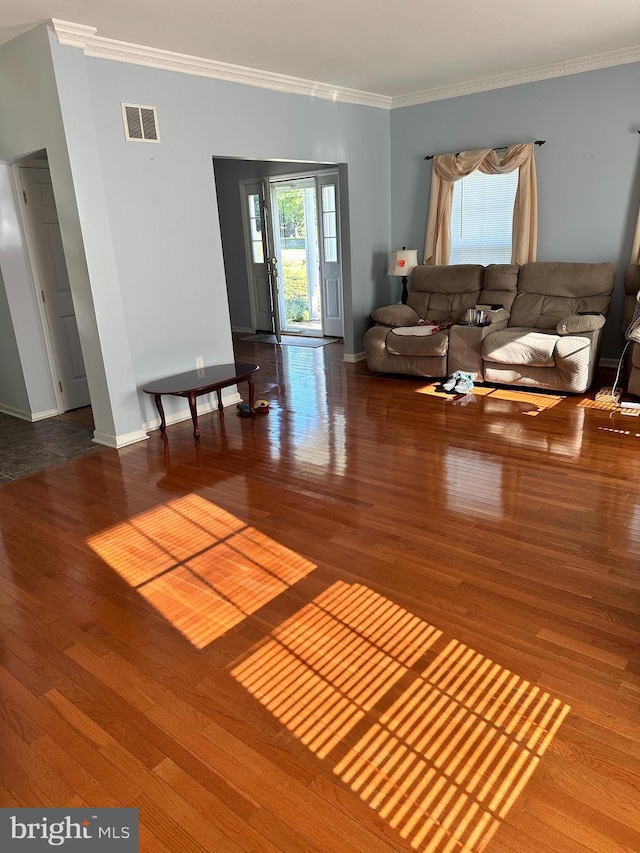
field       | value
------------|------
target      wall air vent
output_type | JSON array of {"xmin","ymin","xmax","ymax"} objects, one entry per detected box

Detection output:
[{"xmin": 121, "ymin": 103, "xmax": 160, "ymax": 143}]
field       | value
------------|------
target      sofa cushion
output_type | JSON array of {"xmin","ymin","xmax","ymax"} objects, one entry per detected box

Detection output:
[
  {"xmin": 509, "ymin": 262, "xmax": 615, "ymax": 329},
  {"xmin": 409, "ymin": 264, "xmax": 485, "ymax": 294},
  {"xmin": 386, "ymin": 327, "xmax": 450, "ymax": 357},
  {"xmin": 556, "ymin": 313, "xmax": 605, "ymax": 334},
  {"xmin": 478, "ymin": 264, "xmax": 519, "ymax": 313},
  {"xmin": 482, "ymin": 327, "xmax": 592, "ymax": 369},
  {"xmin": 407, "ymin": 264, "xmax": 484, "ymax": 323},
  {"xmin": 482, "ymin": 329, "xmax": 559, "ymax": 367}
]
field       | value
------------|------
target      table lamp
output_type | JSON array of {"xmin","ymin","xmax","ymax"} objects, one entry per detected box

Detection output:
[{"xmin": 388, "ymin": 248, "xmax": 418, "ymax": 304}]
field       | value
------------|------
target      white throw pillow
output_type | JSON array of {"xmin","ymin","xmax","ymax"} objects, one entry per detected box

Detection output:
[{"xmin": 390, "ymin": 325, "xmax": 437, "ymax": 337}]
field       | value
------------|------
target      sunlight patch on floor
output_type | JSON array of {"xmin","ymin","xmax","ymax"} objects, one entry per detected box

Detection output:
[
  {"xmin": 415, "ymin": 383, "xmax": 564, "ymax": 416},
  {"xmin": 231, "ymin": 581, "xmax": 570, "ymax": 852},
  {"xmin": 87, "ymin": 494, "xmax": 315, "ymax": 648},
  {"xmin": 579, "ymin": 396, "xmax": 621, "ymax": 411}
]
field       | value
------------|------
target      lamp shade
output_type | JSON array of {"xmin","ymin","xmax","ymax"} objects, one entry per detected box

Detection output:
[{"xmin": 388, "ymin": 249, "xmax": 418, "ymax": 277}]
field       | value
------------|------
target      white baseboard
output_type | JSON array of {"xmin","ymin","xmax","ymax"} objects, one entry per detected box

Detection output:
[
  {"xmin": 93, "ymin": 429, "xmax": 150, "ymax": 448},
  {"xmin": 343, "ymin": 351, "xmax": 366, "ymax": 363},
  {"xmin": 141, "ymin": 392, "xmax": 243, "ymax": 432},
  {"xmin": 31, "ymin": 408, "xmax": 62, "ymax": 421},
  {"xmin": 0, "ymin": 403, "xmax": 60, "ymax": 421},
  {"xmin": 232, "ymin": 326, "xmax": 255, "ymax": 334}
]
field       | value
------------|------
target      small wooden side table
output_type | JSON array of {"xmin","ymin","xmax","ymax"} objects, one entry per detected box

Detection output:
[{"xmin": 143, "ymin": 362, "xmax": 259, "ymax": 438}]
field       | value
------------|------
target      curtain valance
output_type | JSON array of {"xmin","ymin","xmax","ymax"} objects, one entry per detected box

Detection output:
[{"xmin": 424, "ymin": 143, "xmax": 538, "ymax": 266}]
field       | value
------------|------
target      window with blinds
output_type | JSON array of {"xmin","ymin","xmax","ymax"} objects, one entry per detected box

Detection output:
[{"xmin": 450, "ymin": 168, "xmax": 519, "ymax": 265}]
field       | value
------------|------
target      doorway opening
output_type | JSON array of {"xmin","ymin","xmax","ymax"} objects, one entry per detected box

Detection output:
[
  {"xmin": 240, "ymin": 170, "xmax": 344, "ymax": 341},
  {"xmin": 15, "ymin": 158, "xmax": 91, "ymax": 415}
]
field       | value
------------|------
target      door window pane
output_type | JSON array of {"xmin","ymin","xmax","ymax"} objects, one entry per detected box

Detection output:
[
  {"xmin": 324, "ymin": 238, "xmax": 337, "ymax": 263},
  {"xmin": 322, "ymin": 185, "xmax": 336, "ymax": 212},
  {"xmin": 321, "ymin": 184, "xmax": 338, "ymax": 263},
  {"xmin": 248, "ymin": 193, "xmax": 264, "ymax": 263},
  {"xmin": 323, "ymin": 211, "xmax": 336, "ymax": 238}
]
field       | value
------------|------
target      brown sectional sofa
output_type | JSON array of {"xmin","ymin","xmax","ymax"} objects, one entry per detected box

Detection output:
[{"xmin": 364, "ymin": 262, "xmax": 616, "ymax": 393}]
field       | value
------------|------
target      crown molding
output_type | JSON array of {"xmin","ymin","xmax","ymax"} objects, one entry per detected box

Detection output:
[
  {"xmin": 50, "ymin": 19, "xmax": 97, "ymax": 49},
  {"xmin": 49, "ymin": 19, "xmax": 392, "ymax": 110},
  {"xmin": 563, "ymin": 44, "xmax": 640, "ymax": 75},
  {"xmin": 391, "ymin": 45, "xmax": 640, "ymax": 109},
  {"xmin": 49, "ymin": 20, "xmax": 640, "ymax": 112},
  {"xmin": 391, "ymin": 62, "xmax": 565, "ymax": 109}
]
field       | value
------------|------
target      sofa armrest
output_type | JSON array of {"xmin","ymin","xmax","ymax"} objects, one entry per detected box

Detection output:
[
  {"xmin": 448, "ymin": 318, "xmax": 510, "ymax": 380},
  {"xmin": 487, "ymin": 308, "xmax": 510, "ymax": 325},
  {"xmin": 371, "ymin": 304, "xmax": 420, "ymax": 327},
  {"xmin": 556, "ymin": 313, "xmax": 605, "ymax": 335}
]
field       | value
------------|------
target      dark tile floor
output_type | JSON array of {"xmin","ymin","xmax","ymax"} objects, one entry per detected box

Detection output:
[{"xmin": 0, "ymin": 407, "xmax": 100, "ymax": 483}]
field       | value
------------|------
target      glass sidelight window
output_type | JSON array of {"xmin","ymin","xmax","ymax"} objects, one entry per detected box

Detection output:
[
  {"xmin": 321, "ymin": 185, "xmax": 338, "ymax": 263},
  {"xmin": 248, "ymin": 194, "xmax": 264, "ymax": 264}
]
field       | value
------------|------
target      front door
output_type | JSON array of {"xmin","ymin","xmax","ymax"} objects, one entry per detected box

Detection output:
[
  {"xmin": 269, "ymin": 177, "xmax": 321, "ymax": 336},
  {"xmin": 316, "ymin": 171, "xmax": 344, "ymax": 338},
  {"xmin": 241, "ymin": 181, "xmax": 272, "ymax": 332},
  {"xmin": 240, "ymin": 180, "xmax": 282, "ymax": 340},
  {"xmin": 20, "ymin": 167, "xmax": 91, "ymax": 412}
]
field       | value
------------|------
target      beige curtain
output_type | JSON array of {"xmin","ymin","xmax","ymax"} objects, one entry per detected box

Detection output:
[
  {"xmin": 631, "ymin": 209, "xmax": 640, "ymax": 264},
  {"xmin": 424, "ymin": 143, "xmax": 538, "ymax": 266}
]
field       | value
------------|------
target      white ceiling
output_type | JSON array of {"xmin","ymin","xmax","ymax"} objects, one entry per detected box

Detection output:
[{"xmin": 2, "ymin": 0, "xmax": 640, "ymax": 100}]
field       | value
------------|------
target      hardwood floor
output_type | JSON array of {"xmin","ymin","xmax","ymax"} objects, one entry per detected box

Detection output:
[{"xmin": 0, "ymin": 337, "xmax": 638, "ymax": 852}]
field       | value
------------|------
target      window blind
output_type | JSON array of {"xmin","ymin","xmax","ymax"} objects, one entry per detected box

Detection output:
[{"xmin": 450, "ymin": 168, "xmax": 519, "ymax": 265}]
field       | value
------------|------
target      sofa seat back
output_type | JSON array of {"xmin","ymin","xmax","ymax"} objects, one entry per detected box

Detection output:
[
  {"xmin": 509, "ymin": 262, "xmax": 615, "ymax": 329},
  {"xmin": 477, "ymin": 264, "xmax": 519, "ymax": 312},
  {"xmin": 407, "ymin": 264, "xmax": 484, "ymax": 322}
]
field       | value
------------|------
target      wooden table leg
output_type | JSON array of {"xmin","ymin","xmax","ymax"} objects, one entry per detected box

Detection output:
[
  {"xmin": 247, "ymin": 374, "xmax": 256, "ymax": 417},
  {"xmin": 154, "ymin": 395, "xmax": 167, "ymax": 432},
  {"xmin": 188, "ymin": 391, "xmax": 200, "ymax": 438},
  {"xmin": 216, "ymin": 388, "xmax": 224, "ymax": 414}
]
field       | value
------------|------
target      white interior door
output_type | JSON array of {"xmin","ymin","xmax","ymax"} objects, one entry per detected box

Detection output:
[
  {"xmin": 241, "ymin": 181, "xmax": 272, "ymax": 331},
  {"xmin": 262, "ymin": 179, "xmax": 283, "ymax": 343},
  {"xmin": 240, "ymin": 180, "xmax": 282, "ymax": 339},
  {"xmin": 316, "ymin": 171, "xmax": 344, "ymax": 338},
  {"xmin": 269, "ymin": 177, "xmax": 321, "ymax": 336},
  {"xmin": 20, "ymin": 167, "xmax": 90, "ymax": 412}
]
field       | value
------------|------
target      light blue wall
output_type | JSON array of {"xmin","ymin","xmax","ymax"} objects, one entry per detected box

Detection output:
[
  {"xmin": 0, "ymin": 25, "xmax": 144, "ymax": 442},
  {"xmin": 0, "ymin": 27, "xmax": 61, "ymax": 418},
  {"xmin": 49, "ymin": 36, "xmax": 148, "ymax": 441},
  {"xmin": 0, "ymin": 266, "xmax": 29, "ymax": 415},
  {"xmin": 82, "ymin": 57, "xmax": 391, "ymax": 362},
  {"xmin": 390, "ymin": 63, "xmax": 640, "ymax": 358}
]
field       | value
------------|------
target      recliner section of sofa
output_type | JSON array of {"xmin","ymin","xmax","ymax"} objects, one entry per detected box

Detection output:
[
  {"xmin": 364, "ymin": 264, "xmax": 515, "ymax": 378},
  {"xmin": 364, "ymin": 261, "xmax": 616, "ymax": 393}
]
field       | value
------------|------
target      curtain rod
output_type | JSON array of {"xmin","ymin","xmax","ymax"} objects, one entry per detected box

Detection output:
[{"xmin": 424, "ymin": 140, "xmax": 546, "ymax": 161}]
